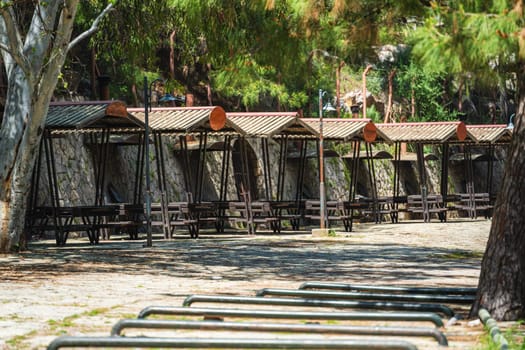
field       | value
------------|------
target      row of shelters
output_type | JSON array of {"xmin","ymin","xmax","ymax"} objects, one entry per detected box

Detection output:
[{"xmin": 27, "ymin": 101, "xmax": 511, "ymax": 245}]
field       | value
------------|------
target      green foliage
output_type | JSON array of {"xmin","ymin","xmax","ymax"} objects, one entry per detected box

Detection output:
[
  {"xmin": 65, "ymin": 0, "xmax": 523, "ymax": 120},
  {"xmin": 79, "ymin": 1, "xmax": 172, "ymax": 67},
  {"xmin": 476, "ymin": 320, "xmax": 525, "ymax": 350},
  {"xmin": 410, "ymin": 1, "xmax": 522, "ymax": 89},
  {"xmin": 211, "ymin": 54, "xmax": 307, "ymax": 109},
  {"xmin": 366, "ymin": 105, "xmax": 382, "ymax": 123},
  {"xmin": 394, "ymin": 62, "xmax": 457, "ymax": 121}
]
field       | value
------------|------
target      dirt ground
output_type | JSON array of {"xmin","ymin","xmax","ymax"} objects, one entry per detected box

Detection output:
[{"xmin": 0, "ymin": 219, "xmax": 505, "ymax": 349}]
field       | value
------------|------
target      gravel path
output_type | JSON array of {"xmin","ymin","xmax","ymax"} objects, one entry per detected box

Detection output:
[{"xmin": 0, "ymin": 219, "xmax": 492, "ymax": 349}]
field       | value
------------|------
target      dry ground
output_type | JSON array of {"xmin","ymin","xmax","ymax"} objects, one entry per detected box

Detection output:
[{"xmin": 0, "ymin": 219, "xmax": 515, "ymax": 349}]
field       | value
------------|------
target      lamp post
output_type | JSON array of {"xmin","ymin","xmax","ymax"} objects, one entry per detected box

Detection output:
[
  {"xmin": 318, "ymin": 90, "xmax": 337, "ymax": 231},
  {"xmin": 143, "ymin": 77, "xmax": 164, "ymax": 247},
  {"xmin": 318, "ymin": 89, "xmax": 328, "ymax": 230}
]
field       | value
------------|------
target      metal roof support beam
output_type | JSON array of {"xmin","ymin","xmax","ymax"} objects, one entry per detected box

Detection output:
[
  {"xmin": 277, "ymin": 136, "xmax": 289, "ymax": 201},
  {"xmin": 153, "ymin": 132, "xmax": 171, "ymax": 239},
  {"xmin": 92, "ymin": 131, "xmax": 105, "ymax": 206},
  {"xmin": 415, "ymin": 143, "xmax": 429, "ymax": 222},
  {"xmin": 216, "ymin": 135, "xmax": 232, "ymax": 233},
  {"xmin": 392, "ymin": 142, "xmax": 402, "ymax": 219},
  {"xmin": 486, "ymin": 144, "xmax": 494, "ymax": 196},
  {"xmin": 295, "ymin": 139, "xmax": 308, "ymax": 204},
  {"xmin": 219, "ymin": 135, "xmax": 232, "ymax": 203},
  {"xmin": 240, "ymin": 137, "xmax": 252, "ymax": 201},
  {"xmin": 349, "ymin": 140, "xmax": 361, "ymax": 202},
  {"xmin": 179, "ymin": 135, "xmax": 192, "ymax": 198},
  {"xmin": 365, "ymin": 142, "xmax": 380, "ymax": 223},
  {"xmin": 133, "ymin": 133, "xmax": 145, "ymax": 205},
  {"xmin": 440, "ymin": 143, "xmax": 449, "ymax": 204},
  {"xmin": 26, "ymin": 138, "xmax": 45, "ymax": 238},
  {"xmin": 43, "ymin": 131, "xmax": 64, "ymax": 245},
  {"xmin": 261, "ymin": 138, "xmax": 272, "ymax": 200},
  {"xmin": 196, "ymin": 131, "xmax": 208, "ymax": 202}
]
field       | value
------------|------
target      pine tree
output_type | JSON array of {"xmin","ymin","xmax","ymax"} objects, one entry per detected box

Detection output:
[{"xmin": 404, "ymin": 0, "xmax": 525, "ymax": 320}]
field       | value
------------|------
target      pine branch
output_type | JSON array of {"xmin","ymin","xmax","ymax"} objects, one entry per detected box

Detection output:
[{"xmin": 68, "ymin": 2, "xmax": 115, "ymax": 51}]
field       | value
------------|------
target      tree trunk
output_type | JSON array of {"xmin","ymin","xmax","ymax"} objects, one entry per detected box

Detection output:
[
  {"xmin": 458, "ymin": 78, "xmax": 464, "ymax": 113},
  {"xmin": 0, "ymin": 0, "xmax": 111, "ymax": 253},
  {"xmin": 0, "ymin": 72, "xmax": 39, "ymax": 251},
  {"xmin": 206, "ymin": 63, "xmax": 213, "ymax": 106},
  {"xmin": 362, "ymin": 65, "xmax": 372, "ymax": 119},
  {"xmin": 91, "ymin": 47, "xmax": 98, "ymax": 100},
  {"xmin": 384, "ymin": 69, "xmax": 396, "ymax": 123},
  {"xmin": 169, "ymin": 30, "xmax": 177, "ymax": 80},
  {"xmin": 411, "ymin": 78, "xmax": 416, "ymax": 119},
  {"xmin": 470, "ymin": 78, "xmax": 525, "ymax": 321}
]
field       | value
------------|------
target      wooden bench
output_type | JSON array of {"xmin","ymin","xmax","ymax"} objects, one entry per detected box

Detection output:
[
  {"xmin": 103, "ymin": 203, "xmax": 144, "ymax": 240},
  {"xmin": 228, "ymin": 201, "xmax": 280, "ymax": 234},
  {"xmin": 360, "ymin": 196, "xmax": 398, "ymax": 224},
  {"xmin": 453, "ymin": 193, "xmax": 493, "ymax": 219},
  {"xmin": 270, "ymin": 201, "xmax": 303, "ymax": 231},
  {"xmin": 150, "ymin": 201, "xmax": 219, "ymax": 239},
  {"xmin": 304, "ymin": 200, "xmax": 352, "ymax": 232},
  {"xmin": 166, "ymin": 202, "xmax": 200, "ymax": 238},
  {"xmin": 406, "ymin": 194, "xmax": 448, "ymax": 222}
]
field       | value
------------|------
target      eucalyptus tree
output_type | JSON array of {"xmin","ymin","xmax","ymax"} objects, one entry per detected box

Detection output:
[
  {"xmin": 0, "ymin": 1, "xmax": 114, "ymax": 252},
  {"xmin": 409, "ymin": 0, "xmax": 525, "ymax": 320}
]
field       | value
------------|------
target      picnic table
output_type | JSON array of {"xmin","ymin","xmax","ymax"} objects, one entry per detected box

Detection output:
[{"xmin": 30, "ymin": 204, "xmax": 133, "ymax": 246}]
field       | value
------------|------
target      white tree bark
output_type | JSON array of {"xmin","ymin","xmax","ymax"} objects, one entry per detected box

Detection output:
[{"xmin": 0, "ymin": 1, "xmax": 114, "ymax": 252}]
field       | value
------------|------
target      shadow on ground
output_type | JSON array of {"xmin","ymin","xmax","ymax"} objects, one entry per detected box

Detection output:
[{"xmin": 1, "ymin": 234, "xmax": 482, "ymax": 286}]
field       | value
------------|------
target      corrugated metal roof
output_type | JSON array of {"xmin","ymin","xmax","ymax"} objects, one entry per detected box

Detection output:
[
  {"xmin": 129, "ymin": 106, "xmax": 235, "ymax": 134},
  {"xmin": 226, "ymin": 112, "xmax": 318, "ymax": 137},
  {"xmin": 46, "ymin": 101, "xmax": 143, "ymax": 130},
  {"xmin": 376, "ymin": 121, "xmax": 478, "ymax": 143},
  {"xmin": 303, "ymin": 118, "xmax": 388, "ymax": 142},
  {"xmin": 466, "ymin": 124, "xmax": 513, "ymax": 144}
]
